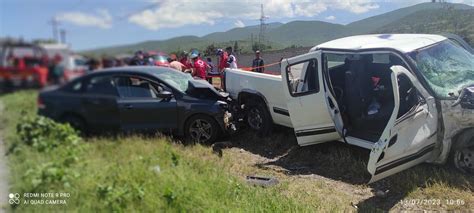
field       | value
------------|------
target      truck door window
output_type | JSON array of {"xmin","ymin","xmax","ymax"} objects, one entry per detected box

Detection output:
[
  {"xmin": 285, "ymin": 59, "xmax": 319, "ymax": 96},
  {"xmin": 397, "ymin": 74, "xmax": 421, "ymax": 118}
]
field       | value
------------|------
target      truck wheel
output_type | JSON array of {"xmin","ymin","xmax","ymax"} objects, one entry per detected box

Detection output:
[
  {"xmin": 451, "ymin": 130, "xmax": 474, "ymax": 174},
  {"xmin": 185, "ymin": 115, "xmax": 220, "ymax": 144},
  {"xmin": 246, "ymin": 102, "xmax": 272, "ymax": 136}
]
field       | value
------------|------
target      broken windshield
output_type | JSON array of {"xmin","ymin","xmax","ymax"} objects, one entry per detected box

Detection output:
[{"xmin": 409, "ymin": 40, "xmax": 474, "ymax": 99}]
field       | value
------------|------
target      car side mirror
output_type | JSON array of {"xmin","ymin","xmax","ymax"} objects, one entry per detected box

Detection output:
[{"xmin": 157, "ymin": 90, "xmax": 173, "ymax": 99}]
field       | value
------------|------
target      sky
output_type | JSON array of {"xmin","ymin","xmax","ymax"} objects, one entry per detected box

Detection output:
[{"xmin": 1, "ymin": 0, "xmax": 473, "ymax": 51}]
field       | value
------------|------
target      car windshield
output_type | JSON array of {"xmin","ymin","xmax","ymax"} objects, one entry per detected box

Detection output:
[
  {"xmin": 155, "ymin": 70, "xmax": 193, "ymax": 93},
  {"xmin": 409, "ymin": 40, "xmax": 474, "ymax": 98}
]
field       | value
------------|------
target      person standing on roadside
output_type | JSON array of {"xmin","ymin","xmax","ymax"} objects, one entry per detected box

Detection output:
[
  {"xmin": 251, "ymin": 50, "xmax": 265, "ymax": 73},
  {"xmin": 206, "ymin": 57, "xmax": 217, "ymax": 74},
  {"xmin": 225, "ymin": 46, "xmax": 237, "ymax": 69},
  {"xmin": 216, "ymin": 49, "xmax": 228, "ymax": 72},
  {"xmin": 130, "ymin": 51, "xmax": 145, "ymax": 66},
  {"xmin": 190, "ymin": 51, "xmax": 207, "ymax": 80}
]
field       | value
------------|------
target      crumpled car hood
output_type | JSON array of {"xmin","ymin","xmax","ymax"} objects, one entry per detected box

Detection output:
[{"xmin": 186, "ymin": 79, "xmax": 228, "ymax": 100}]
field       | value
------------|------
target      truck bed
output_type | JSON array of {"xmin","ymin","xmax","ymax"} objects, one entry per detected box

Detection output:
[{"xmin": 224, "ymin": 68, "xmax": 292, "ymax": 128}]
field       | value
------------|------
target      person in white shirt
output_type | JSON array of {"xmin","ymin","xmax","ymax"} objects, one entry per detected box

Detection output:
[{"xmin": 225, "ymin": 46, "xmax": 238, "ymax": 69}]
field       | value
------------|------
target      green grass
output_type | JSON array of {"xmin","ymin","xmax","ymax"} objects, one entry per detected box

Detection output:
[
  {"xmin": 0, "ymin": 90, "xmax": 472, "ymax": 212},
  {"xmin": 0, "ymin": 91, "xmax": 341, "ymax": 212}
]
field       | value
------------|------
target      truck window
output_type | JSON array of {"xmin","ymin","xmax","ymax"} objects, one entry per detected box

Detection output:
[{"xmin": 285, "ymin": 59, "xmax": 319, "ymax": 96}]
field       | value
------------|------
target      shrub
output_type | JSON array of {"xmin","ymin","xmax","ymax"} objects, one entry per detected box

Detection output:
[
  {"xmin": 14, "ymin": 115, "xmax": 83, "ymax": 193},
  {"xmin": 16, "ymin": 116, "xmax": 81, "ymax": 152}
]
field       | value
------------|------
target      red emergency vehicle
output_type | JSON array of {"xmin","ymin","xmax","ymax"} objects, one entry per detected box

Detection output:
[{"xmin": 0, "ymin": 42, "xmax": 49, "ymax": 90}]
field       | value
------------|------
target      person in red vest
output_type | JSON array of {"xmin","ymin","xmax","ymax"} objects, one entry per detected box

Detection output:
[
  {"xmin": 190, "ymin": 50, "xmax": 207, "ymax": 80},
  {"xmin": 216, "ymin": 49, "xmax": 228, "ymax": 72}
]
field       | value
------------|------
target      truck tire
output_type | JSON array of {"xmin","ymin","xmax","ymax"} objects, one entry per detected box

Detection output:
[
  {"xmin": 246, "ymin": 101, "xmax": 272, "ymax": 136},
  {"xmin": 450, "ymin": 129, "xmax": 474, "ymax": 174},
  {"xmin": 185, "ymin": 114, "xmax": 220, "ymax": 144}
]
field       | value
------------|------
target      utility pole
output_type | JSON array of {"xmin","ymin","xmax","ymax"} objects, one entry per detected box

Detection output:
[
  {"xmin": 49, "ymin": 17, "xmax": 60, "ymax": 43},
  {"xmin": 60, "ymin": 29, "xmax": 66, "ymax": 44},
  {"xmin": 258, "ymin": 4, "xmax": 268, "ymax": 50}
]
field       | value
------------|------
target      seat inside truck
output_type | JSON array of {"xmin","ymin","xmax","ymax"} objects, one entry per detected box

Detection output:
[{"xmin": 327, "ymin": 53, "xmax": 409, "ymax": 142}]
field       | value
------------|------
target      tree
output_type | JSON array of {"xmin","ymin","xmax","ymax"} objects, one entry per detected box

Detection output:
[
  {"xmin": 204, "ymin": 44, "xmax": 217, "ymax": 57},
  {"xmin": 233, "ymin": 41, "xmax": 239, "ymax": 55}
]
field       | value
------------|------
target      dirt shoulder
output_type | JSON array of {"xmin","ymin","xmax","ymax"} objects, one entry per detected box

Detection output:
[
  {"xmin": 0, "ymin": 100, "xmax": 10, "ymax": 210},
  {"xmin": 216, "ymin": 127, "xmax": 474, "ymax": 211}
]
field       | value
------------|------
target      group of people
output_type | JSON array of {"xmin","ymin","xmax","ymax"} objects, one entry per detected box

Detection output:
[
  {"xmin": 129, "ymin": 46, "xmax": 244, "ymax": 80},
  {"xmin": 88, "ymin": 46, "xmax": 267, "ymax": 81}
]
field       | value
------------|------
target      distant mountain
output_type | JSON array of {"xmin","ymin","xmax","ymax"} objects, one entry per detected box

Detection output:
[
  {"xmin": 83, "ymin": 2, "xmax": 474, "ymax": 56},
  {"xmin": 203, "ymin": 22, "xmax": 283, "ymax": 42},
  {"xmin": 373, "ymin": 7, "xmax": 474, "ymax": 45},
  {"xmin": 347, "ymin": 2, "xmax": 472, "ymax": 34},
  {"xmin": 268, "ymin": 21, "xmax": 346, "ymax": 47}
]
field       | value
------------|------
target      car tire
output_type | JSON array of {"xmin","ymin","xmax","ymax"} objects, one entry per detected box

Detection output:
[
  {"xmin": 450, "ymin": 129, "xmax": 474, "ymax": 174},
  {"xmin": 185, "ymin": 115, "xmax": 220, "ymax": 144},
  {"xmin": 61, "ymin": 115, "xmax": 86, "ymax": 134},
  {"xmin": 246, "ymin": 101, "xmax": 272, "ymax": 136}
]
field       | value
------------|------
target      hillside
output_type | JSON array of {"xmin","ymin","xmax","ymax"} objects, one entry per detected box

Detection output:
[
  {"xmin": 374, "ymin": 8, "xmax": 474, "ymax": 45},
  {"xmin": 268, "ymin": 21, "xmax": 347, "ymax": 47},
  {"xmin": 83, "ymin": 2, "xmax": 474, "ymax": 56},
  {"xmin": 347, "ymin": 2, "xmax": 471, "ymax": 34},
  {"xmin": 203, "ymin": 22, "xmax": 283, "ymax": 43}
]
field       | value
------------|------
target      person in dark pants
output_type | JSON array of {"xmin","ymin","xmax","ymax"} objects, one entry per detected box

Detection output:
[{"xmin": 252, "ymin": 50, "xmax": 265, "ymax": 73}]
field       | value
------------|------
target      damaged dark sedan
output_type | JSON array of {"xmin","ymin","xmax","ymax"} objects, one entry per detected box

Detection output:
[{"xmin": 38, "ymin": 66, "xmax": 232, "ymax": 143}]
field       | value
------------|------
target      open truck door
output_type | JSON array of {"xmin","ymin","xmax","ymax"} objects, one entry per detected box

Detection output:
[
  {"xmin": 281, "ymin": 51, "xmax": 344, "ymax": 146},
  {"xmin": 367, "ymin": 65, "xmax": 438, "ymax": 183}
]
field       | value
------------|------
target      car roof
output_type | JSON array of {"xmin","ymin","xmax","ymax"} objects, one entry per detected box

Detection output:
[
  {"xmin": 88, "ymin": 66, "xmax": 182, "ymax": 78},
  {"xmin": 312, "ymin": 34, "xmax": 447, "ymax": 53}
]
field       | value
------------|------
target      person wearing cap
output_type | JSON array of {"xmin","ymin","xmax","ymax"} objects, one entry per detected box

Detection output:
[
  {"xmin": 168, "ymin": 54, "xmax": 186, "ymax": 72},
  {"xmin": 225, "ymin": 46, "xmax": 238, "ymax": 69},
  {"xmin": 216, "ymin": 48, "xmax": 228, "ymax": 72},
  {"xmin": 252, "ymin": 50, "xmax": 265, "ymax": 73},
  {"xmin": 190, "ymin": 50, "xmax": 207, "ymax": 79},
  {"xmin": 130, "ymin": 50, "xmax": 145, "ymax": 66}
]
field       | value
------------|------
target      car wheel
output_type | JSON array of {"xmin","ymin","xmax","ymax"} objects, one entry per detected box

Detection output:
[
  {"xmin": 453, "ymin": 146, "xmax": 474, "ymax": 174},
  {"xmin": 185, "ymin": 115, "xmax": 219, "ymax": 144},
  {"xmin": 246, "ymin": 101, "xmax": 272, "ymax": 136},
  {"xmin": 61, "ymin": 115, "xmax": 86, "ymax": 133},
  {"xmin": 451, "ymin": 130, "xmax": 474, "ymax": 174}
]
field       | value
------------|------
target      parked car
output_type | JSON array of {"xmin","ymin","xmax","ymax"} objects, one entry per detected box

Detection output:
[
  {"xmin": 38, "ymin": 66, "xmax": 233, "ymax": 143},
  {"xmin": 225, "ymin": 34, "xmax": 474, "ymax": 182}
]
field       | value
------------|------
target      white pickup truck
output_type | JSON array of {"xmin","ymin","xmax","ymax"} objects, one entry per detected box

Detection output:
[{"xmin": 224, "ymin": 34, "xmax": 474, "ymax": 182}]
